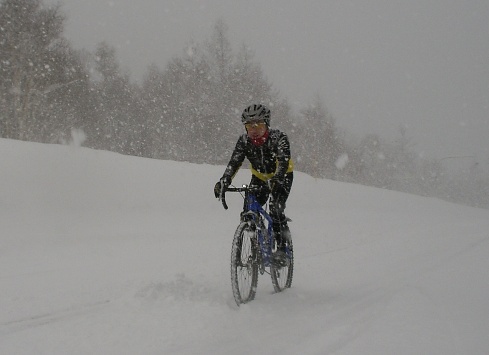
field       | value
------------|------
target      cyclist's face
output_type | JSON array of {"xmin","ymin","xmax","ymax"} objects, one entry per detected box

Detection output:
[{"xmin": 245, "ymin": 120, "xmax": 267, "ymax": 139}]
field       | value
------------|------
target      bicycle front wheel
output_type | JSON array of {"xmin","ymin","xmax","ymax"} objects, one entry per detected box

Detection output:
[{"xmin": 231, "ymin": 222, "xmax": 259, "ymax": 305}]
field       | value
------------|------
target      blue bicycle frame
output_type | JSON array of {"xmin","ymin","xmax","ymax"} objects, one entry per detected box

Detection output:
[{"xmin": 242, "ymin": 191, "xmax": 275, "ymax": 267}]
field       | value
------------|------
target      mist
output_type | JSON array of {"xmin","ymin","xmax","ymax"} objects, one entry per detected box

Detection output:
[
  {"xmin": 1, "ymin": 0, "xmax": 488, "ymax": 208},
  {"xmin": 47, "ymin": 0, "xmax": 489, "ymax": 159}
]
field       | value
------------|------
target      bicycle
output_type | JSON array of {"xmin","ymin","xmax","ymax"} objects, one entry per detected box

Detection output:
[{"xmin": 220, "ymin": 184, "xmax": 294, "ymax": 305}]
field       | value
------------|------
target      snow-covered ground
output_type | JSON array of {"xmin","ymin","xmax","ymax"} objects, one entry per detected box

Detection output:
[{"xmin": 1, "ymin": 138, "xmax": 488, "ymax": 354}]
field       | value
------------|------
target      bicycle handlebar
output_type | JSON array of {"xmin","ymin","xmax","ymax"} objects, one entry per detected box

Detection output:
[{"xmin": 219, "ymin": 185, "xmax": 263, "ymax": 210}]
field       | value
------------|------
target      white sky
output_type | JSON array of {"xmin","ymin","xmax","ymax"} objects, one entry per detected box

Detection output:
[{"xmin": 47, "ymin": 0, "xmax": 489, "ymax": 165}]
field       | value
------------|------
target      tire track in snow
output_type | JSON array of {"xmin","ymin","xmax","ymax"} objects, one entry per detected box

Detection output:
[{"xmin": 1, "ymin": 300, "xmax": 110, "ymax": 335}]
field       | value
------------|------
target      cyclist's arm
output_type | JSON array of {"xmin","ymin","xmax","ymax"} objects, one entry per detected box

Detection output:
[
  {"xmin": 275, "ymin": 132, "xmax": 292, "ymax": 180},
  {"xmin": 223, "ymin": 135, "xmax": 247, "ymax": 181}
]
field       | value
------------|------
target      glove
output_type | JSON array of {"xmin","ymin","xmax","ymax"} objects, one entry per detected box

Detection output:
[{"xmin": 214, "ymin": 176, "xmax": 231, "ymax": 199}]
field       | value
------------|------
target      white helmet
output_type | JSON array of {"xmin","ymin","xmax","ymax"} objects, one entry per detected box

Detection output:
[{"xmin": 241, "ymin": 104, "xmax": 271, "ymax": 126}]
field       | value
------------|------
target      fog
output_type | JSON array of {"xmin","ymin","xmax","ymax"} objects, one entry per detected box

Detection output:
[{"xmin": 48, "ymin": 0, "xmax": 489, "ymax": 167}]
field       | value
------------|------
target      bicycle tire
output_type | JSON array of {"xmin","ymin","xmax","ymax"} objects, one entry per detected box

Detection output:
[
  {"xmin": 231, "ymin": 221, "xmax": 259, "ymax": 305},
  {"xmin": 270, "ymin": 238, "xmax": 294, "ymax": 293}
]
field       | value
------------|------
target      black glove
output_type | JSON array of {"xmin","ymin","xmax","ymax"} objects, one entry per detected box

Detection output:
[{"xmin": 214, "ymin": 176, "xmax": 231, "ymax": 199}]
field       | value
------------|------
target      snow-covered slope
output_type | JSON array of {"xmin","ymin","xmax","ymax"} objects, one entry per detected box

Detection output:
[{"xmin": 1, "ymin": 138, "xmax": 488, "ymax": 354}]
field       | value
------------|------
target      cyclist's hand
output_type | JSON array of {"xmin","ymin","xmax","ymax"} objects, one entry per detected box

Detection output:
[{"xmin": 214, "ymin": 176, "xmax": 231, "ymax": 199}]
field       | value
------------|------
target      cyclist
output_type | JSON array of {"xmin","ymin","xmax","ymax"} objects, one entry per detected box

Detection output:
[{"xmin": 214, "ymin": 104, "xmax": 294, "ymax": 265}]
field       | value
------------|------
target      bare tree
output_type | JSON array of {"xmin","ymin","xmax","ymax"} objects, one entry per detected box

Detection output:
[
  {"xmin": 0, "ymin": 0, "xmax": 80, "ymax": 141},
  {"xmin": 296, "ymin": 96, "xmax": 341, "ymax": 178}
]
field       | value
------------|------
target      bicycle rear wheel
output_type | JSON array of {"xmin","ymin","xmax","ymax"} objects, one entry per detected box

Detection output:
[
  {"xmin": 231, "ymin": 222, "xmax": 259, "ymax": 305},
  {"xmin": 270, "ymin": 239, "xmax": 294, "ymax": 292}
]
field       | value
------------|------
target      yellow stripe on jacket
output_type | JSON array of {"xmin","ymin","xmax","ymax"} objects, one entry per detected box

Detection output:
[{"xmin": 251, "ymin": 159, "xmax": 294, "ymax": 181}]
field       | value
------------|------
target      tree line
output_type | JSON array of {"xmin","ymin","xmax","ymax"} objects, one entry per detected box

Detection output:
[{"xmin": 1, "ymin": 0, "xmax": 488, "ymax": 208}]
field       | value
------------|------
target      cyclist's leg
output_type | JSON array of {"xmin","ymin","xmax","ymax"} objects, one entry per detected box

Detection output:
[
  {"xmin": 270, "ymin": 172, "xmax": 293, "ymax": 247},
  {"xmin": 249, "ymin": 176, "xmax": 269, "ymax": 205}
]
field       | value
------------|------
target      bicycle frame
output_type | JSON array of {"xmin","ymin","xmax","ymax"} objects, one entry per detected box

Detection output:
[{"xmin": 243, "ymin": 191, "xmax": 274, "ymax": 268}]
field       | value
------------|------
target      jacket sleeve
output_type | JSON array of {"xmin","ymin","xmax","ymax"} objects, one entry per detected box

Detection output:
[
  {"xmin": 274, "ymin": 132, "xmax": 291, "ymax": 180},
  {"xmin": 222, "ymin": 135, "xmax": 247, "ymax": 181}
]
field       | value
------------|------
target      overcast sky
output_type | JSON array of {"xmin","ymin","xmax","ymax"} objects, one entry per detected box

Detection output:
[{"xmin": 47, "ymin": 0, "xmax": 489, "ymax": 167}]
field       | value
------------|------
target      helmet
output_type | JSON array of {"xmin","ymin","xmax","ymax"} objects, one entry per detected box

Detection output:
[{"xmin": 241, "ymin": 104, "xmax": 271, "ymax": 126}]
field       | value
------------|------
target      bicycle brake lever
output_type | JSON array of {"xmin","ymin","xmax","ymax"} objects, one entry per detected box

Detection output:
[{"xmin": 220, "ymin": 190, "xmax": 229, "ymax": 210}]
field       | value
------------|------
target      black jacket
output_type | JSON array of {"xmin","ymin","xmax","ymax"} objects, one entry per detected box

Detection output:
[{"xmin": 223, "ymin": 129, "xmax": 293, "ymax": 182}]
